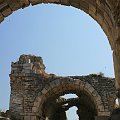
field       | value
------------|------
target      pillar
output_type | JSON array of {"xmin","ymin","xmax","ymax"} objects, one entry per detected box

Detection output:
[{"xmin": 113, "ymin": 43, "xmax": 120, "ymax": 106}]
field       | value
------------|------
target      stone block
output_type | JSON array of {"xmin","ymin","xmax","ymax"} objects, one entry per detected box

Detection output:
[
  {"xmin": 11, "ymin": 67, "xmax": 18, "ymax": 71},
  {"xmin": 49, "ymin": 82, "xmax": 56, "ymax": 88},
  {"xmin": 22, "ymin": 69, "xmax": 31, "ymax": 73},
  {"xmin": 43, "ymin": 0, "xmax": 60, "ymax": 3},
  {"xmin": 52, "ymin": 87, "xmax": 58, "ymax": 93},
  {"xmin": 74, "ymin": 80, "xmax": 80, "ymax": 85},
  {"xmin": 84, "ymin": 82, "xmax": 91, "ymax": 89},
  {"xmin": 41, "ymin": 88, "xmax": 48, "ymax": 94},
  {"xmin": 33, "ymin": 102, "xmax": 39, "ymax": 107},
  {"xmin": 23, "ymin": 63, "xmax": 32, "ymax": 67},
  {"xmin": 2, "ymin": 6, "xmax": 12, "ymax": 18},
  {"xmin": 0, "ymin": 13, "xmax": 4, "ymax": 22},
  {"xmin": 92, "ymin": 90, "xmax": 98, "ymax": 97},
  {"xmin": 32, "ymin": 107, "xmax": 37, "ymax": 113},
  {"xmin": 5, "ymin": 0, "xmax": 21, "ymax": 11},
  {"xmin": 60, "ymin": 0, "xmax": 70, "ymax": 6},
  {"xmin": 70, "ymin": 0, "xmax": 80, "ymax": 8},
  {"xmin": 88, "ymin": 86, "xmax": 95, "ymax": 93},
  {"xmin": 79, "ymin": 81, "xmax": 85, "ymax": 90},
  {"xmin": 95, "ymin": 116, "xmax": 109, "ymax": 120},
  {"xmin": 23, "ymin": 66, "xmax": 32, "ymax": 70},
  {"xmin": 30, "ymin": 116, "xmax": 36, "ymax": 120},
  {"xmin": 24, "ymin": 116, "xmax": 31, "ymax": 120},
  {"xmin": 29, "ymin": 0, "xmax": 42, "ymax": 5},
  {"xmin": 98, "ymin": 105, "xmax": 105, "ymax": 112},
  {"xmin": 96, "ymin": 8, "xmax": 104, "ymax": 26},
  {"xmin": 96, "ymin": 0, "xmax": 101, "ymax": 6},
  {"xmin": 98, "ymin": 112, "xmax": 110, "ymax": 116},
  {"xmin": 20, "ymin": 0, "xmax": 30, "ymax": 8},
  {"xmin": 89, "ymin": 3, "xmax": 96, "ymax": 19},
  {"xmin": 0, "ymin": 1, "xmax": 8, "ymax": 10},
  {"xmin": 80, "ymin": 1, "xmax": 89, "ymax": 12}
]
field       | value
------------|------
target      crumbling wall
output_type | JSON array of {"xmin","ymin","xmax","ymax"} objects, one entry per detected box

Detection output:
[{"xmin": 9, "ymin": 55, "xmax": 116, "ymax": 120}]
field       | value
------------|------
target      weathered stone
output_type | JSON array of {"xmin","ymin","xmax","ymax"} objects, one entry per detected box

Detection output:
[
  {"xmin": 80, "ymin": 1, "xmax": 89, "ymax": 13},
  {"xmin": 29, "ymin": 0, "xmax": 42, "ymax": 5},
  {"xmin": 0, "ymin": 1, "xmax": 8, "ymax": 10},
  {"xmin": 60, "ymin": 0, "xmax": 70, "ymax": 6},
  {"xmin": 95, "ymin": 116, "xmax": 109, "ymax": 120},
  {"xmin": 0, "ymin": 12, "xmax": 4, "ymax": 22},
  {"xmin": 0, "ymin": 1, "xmax": 119, "ymax": 106},
  {"xmin": 9, "ymin": 55, "xmax": 116, "ymax": 120},
  {"xmin": 5, "ymin": 0, "xmax": 21, "ymax": 11},
  {"xmin": 2, "ymin": 7, "xmax": 12, "ymax": 17}
]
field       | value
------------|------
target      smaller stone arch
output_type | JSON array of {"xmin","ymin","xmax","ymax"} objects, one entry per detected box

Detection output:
[{"xmin": 32, "ymin": 77, "xmax": 109, "ymax": 119}]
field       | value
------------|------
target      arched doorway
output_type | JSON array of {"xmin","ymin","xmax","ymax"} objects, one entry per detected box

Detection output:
[
  {"xmin": 31, "ymin": 77, "xmax": 110, "ymax": 120},
  {"xmin": 42, "ymin": 92, "xmax": 97, "ymax": 120}
]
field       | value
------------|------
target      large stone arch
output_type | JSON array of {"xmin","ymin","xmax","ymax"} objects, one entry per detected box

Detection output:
[
  {"xmin": 31, "ymin": 78, "xmax": 109, "ymax": 120},
  {"xmin": 1, "ymin": 1, "xmax": 120, "ymax": 91},
  {"xmin": 0, "ymin": 0, "xmax": 118, "ymax": 48}
]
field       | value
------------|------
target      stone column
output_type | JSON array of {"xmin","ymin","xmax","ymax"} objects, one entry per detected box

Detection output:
[
  {"xmin": 113, "ymin": 48, "xmax": 120, "ymax": 89},
  {"xmin": 113, "ymin": 44, "xmax": 120, "ymax": 105},
  {"xmin": 112, "ymin": 2, "xmax": 120, "ymax": 105}
]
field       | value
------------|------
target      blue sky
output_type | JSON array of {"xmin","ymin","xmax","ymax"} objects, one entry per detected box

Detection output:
[{"xmin": 0, "ymin": 4, "xmax": 114, "ymax": 119}]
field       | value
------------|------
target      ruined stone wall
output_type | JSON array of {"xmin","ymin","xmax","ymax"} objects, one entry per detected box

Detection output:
[
  {"xmin": 9, "ymin": 55, "xmax": 116, "ymax": 120},
  {"xmin": 9, "ymin": 55, "xmax": 47, "ymax": 119}
]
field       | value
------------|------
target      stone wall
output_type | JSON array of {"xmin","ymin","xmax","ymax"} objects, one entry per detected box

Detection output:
[{"xmin": 9, "ymin": 55, "xmax": 116, "ymax": 120}]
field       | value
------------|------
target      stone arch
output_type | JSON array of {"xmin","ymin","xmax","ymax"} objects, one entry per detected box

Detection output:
[
  {"xmin": 3, "ymin": 0, "xmax": 120, "ymax": 91},
  {"xmin": 0, "ymin": 0, "xmax": 117, "ymax": 49},
  {"xmin": 32, "ymin": 77, "xmax": 109, "ymax": 119}
]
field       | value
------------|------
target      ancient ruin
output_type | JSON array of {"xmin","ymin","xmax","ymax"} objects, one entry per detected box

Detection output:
[
  {"xmin": 0, "ymin": 0, "xmax": 120, "ymax": 97},
  {"xmin": 1, "ymin": 0, "xmax": 120, "ymax": 119},
  {"xmin": 9, "ymin": 55, "xmax": 116, "ymax": 120}
]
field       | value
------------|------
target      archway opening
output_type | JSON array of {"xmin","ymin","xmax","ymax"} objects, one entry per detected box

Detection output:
[
  {"xmin": 61, "ymin": 93, "xmax": 78, "ymax": 120},
  {"xmin": 41, "ymin": 89, "xmax": 97, "ymax": 120},
  {"xmin": 66, "ymin": 106, "xmax": 78, "ymax": 120},
  {"xmin": 61, "ymin": 93, "xmax": 78, "ymax": 99}
]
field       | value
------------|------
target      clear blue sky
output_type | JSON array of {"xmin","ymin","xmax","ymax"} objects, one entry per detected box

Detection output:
[{"xmin": 0, "ymin": 4, "xmax": 114, "ymax": 119}]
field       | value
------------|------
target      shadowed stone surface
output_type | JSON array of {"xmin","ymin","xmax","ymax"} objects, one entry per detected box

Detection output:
[{"xmin": 109, "ymin": 108, "xmax": 120, "ymax": 120}]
